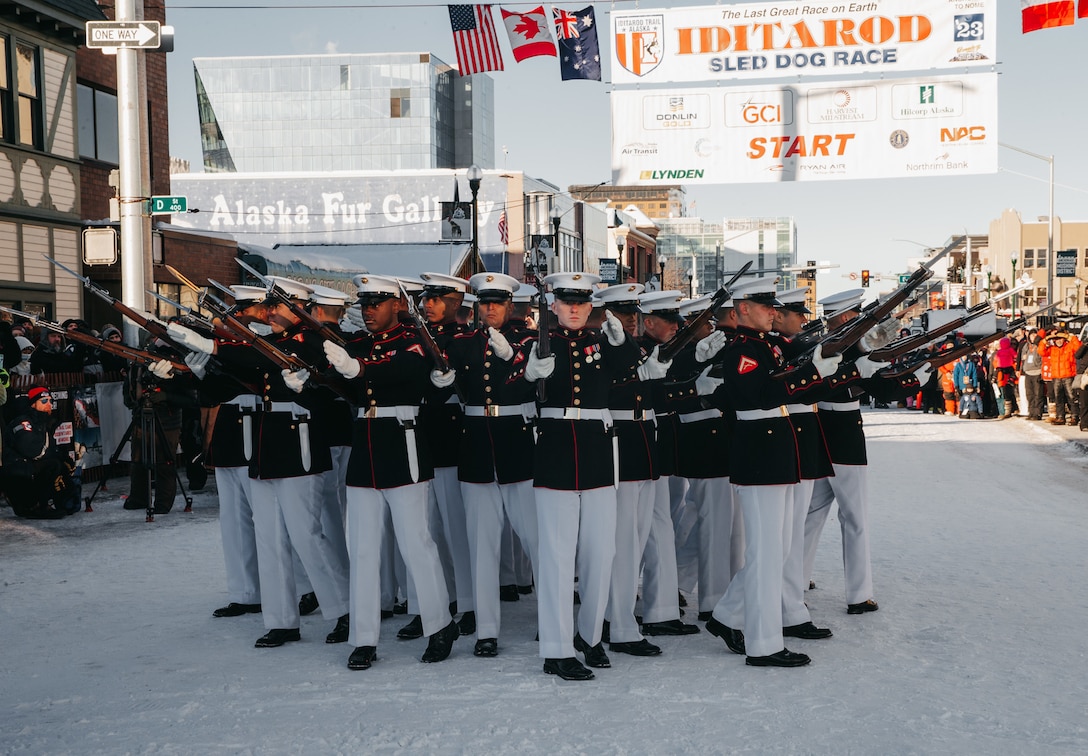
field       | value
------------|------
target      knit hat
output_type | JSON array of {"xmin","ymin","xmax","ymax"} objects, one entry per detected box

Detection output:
[{"xmin": 28, "ymin": 386, "xmax": 51, "ymax": 402}]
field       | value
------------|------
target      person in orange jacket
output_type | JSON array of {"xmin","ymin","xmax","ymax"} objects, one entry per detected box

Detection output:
[{"xmin": 1038, "ymin": 322, "xmax": 1082, "ymax": 425}]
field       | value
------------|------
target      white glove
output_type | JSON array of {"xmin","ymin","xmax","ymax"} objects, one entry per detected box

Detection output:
[
  {"xmin": 167, "ymin": 323, "xmax": 214, "ymax": 355},
  {"xmin": 323, "ymin": 339, "xmax": 361, "ymax": 379},
  {"xmin": 913, "ymin": 364, "xmax": 934, "ymax": 385},
  {"xmin": 149, "ymin": 359, "xmax": 174, "ymax": 379},
  {"xmin": 695, "ymin": 365, "xmax": 723, "ymax": 397},
  {"xmin": 859, "ymin": 318, "xmax": 900, "ymax": 353},
  {"xmin": 601, "ymin": 310, "xmax": 626, "ymax": 347},
  {"xmin": 431, "ymin": 369, "xmax": 456, "ymax": 388},
  {"xmin": 695, "ymin": 330, "xmax": 727, "ymax": 363},
  {"xmin": 811, "ymin": 350, "xmax": 843, "ymax": 379},
  {"xmin": 637, "ymin": 345, "xmax": 672, "ymax": 381},
  {"xmin": 341, "ymin": 303, "xmax": 365, "ymax": 333},
  {"xmin": 524, "ymin": 348, "xmax": 555, "ymax": 381},
  {"xmin": 248, "ymin": 322, "xmax": 273, "ymax": 336},
  {"xmin": 184, "ymin": 351, "xmax": 210, "ymax": 380},
  {"xmin": 853, "ymin": 355, "xmax": 886, "ymax": 380},
  {"xmin": 488, "ymin": 327, "xmax": 513, "ymax": 361},
  {"xmin": 281, "ymin": 367, "xmax": 309, "ymax": 394}
]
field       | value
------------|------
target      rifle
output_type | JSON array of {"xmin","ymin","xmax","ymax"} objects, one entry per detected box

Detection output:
[
  {"xmin": 866, "ymin": 302, "xmax": 992, "ymax": 362},
  {"xmin": 145, "ymin": 290, "xmax": 222, "ymax": 333},
  {"xmin": 879, "ymin": 303, "xmax": 1058, "ymax": 379},
  {"xmin": 397, "ymin": 282, "xmax": 466, "ymax": 403},
  {"xmin": 657, "ymin": 260, "xmax": 754, "ymax": 363},
  {"xmin": 44, "ymin": 255, "xmax": 187, "ymax": 352},
  {"xmin": 0, "ymin": 305, "xmax": 189, "ymax": 373},
  {"xmin": 770, "ymin": 263, "xmax": 933, "ymax": 378},
  {"xmin": 536, "ymin": 286, "xmax": 550, "ymax": 402},
  {"xmin": 235, "ymin": 257, "xmax": 347, "ymax": 347}
]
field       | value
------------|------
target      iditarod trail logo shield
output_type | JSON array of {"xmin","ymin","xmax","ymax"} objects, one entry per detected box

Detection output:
[{"xmin": 615, "ymin": 15, "xmax": 663, "ymax": 77}]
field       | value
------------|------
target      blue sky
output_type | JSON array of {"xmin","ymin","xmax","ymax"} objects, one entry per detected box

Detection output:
[{"xmin": 163, "ymin": 1, "xmax": 1088, "ymax": 294}]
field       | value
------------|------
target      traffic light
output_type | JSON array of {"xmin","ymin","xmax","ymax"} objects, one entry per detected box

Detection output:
[{"xmin": 861, "ymin": 269, "xmax": 870, "ymax": 288}]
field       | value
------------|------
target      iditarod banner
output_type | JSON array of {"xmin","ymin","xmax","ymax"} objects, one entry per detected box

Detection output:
[
  {"xmin": 611, "ymin": 0, "xmax": 997, "ymax": 85},
  {"xmin": 611, "ymin": 72, "xmax": 997, "ymax": 185}
]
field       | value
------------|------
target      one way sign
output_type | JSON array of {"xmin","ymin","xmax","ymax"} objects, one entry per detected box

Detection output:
[{"xmin": 86, "ymin": 21, "xmax": 161, "ymax": 49}]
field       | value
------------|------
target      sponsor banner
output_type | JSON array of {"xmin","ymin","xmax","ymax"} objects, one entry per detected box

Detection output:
[
  {"xmin": 611, "ymin": 72, "xmax": 997, "ymax": 185},
  {"xmin": 611, "ymin": 0, "xmax": 996, "ymax": 85}
]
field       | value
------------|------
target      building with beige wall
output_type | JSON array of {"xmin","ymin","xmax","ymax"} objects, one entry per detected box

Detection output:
[{"xmin": 987, "ymin": 209, "xmax": 1088, "ymax": 315}]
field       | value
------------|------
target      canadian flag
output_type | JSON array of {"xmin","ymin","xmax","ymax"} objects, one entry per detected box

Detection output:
[
  {"xmin": 1022, "ymin": 1, "xmax": 1076, "ymax": 33},
  {"xmin": 500, "ymin": 6, "xmax": 557, "ymax": 62}
]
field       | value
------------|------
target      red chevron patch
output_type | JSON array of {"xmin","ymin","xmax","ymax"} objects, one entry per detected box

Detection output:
[{"xmin": 737, "ymin": 355, "xmax": 758, "ymax": 375}]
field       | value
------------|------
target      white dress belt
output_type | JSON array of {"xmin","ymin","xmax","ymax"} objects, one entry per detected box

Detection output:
[
  {"xmin": 357, "ymin": 405, "xmax": 421, "ymax": 420},
  {"xmin": 817, "ymin": 400, "xmax": 861, "ymax": 412},
  {"xmin": 735, "ymin": 406, "xmax": 789, "ymax": 421},
  {"xmin": 786, "ymin": 403, "xmax": 815, "ymax": 415},
  {"xmin": 266, "ymin": 401, "xmax": 308, "ymax": 416},
  {"xmin": 610, "ymin": 409, "xmax": 656, "ymax": 422},
  {"xmin": 226, "ymin": 394, "xmax": 261, "ymax": 410},
  {"xmin": 678, "ymin": 408, "xmax": 721, "ymax": 424},
  {"xmin": 464, "ymin": 403, "xmax": 536, "ymax": 418},
  {"xmin": 539, "ymin": 407, "xmax": 612, "ymax": 423}
]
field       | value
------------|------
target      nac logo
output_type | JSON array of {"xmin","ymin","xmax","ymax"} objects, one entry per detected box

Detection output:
[{"xmin": 940, "ymin": 126, "xmax": 986, "ymax": 142}]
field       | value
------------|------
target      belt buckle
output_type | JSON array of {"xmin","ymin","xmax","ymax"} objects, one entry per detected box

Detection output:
[
  {"xmin": 779, "ymin": 406, "xmax": 788, "ymax": 417},
  {"xmin": 364, "ymin": 406, "xmax": 378, "ymax": 419},
  {"xmin": 564, "ymin": 407, "xmax": 581, "ymax": 420},
  {"xmin": 486, "ymin": 404, "xmax": 500, "ymax": 417}
]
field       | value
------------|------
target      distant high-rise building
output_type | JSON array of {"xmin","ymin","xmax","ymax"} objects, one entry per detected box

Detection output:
[
  {"xmin": 570, "ymin": 184, "xmax": 688, "ymax": 220},
  {"xmin": 194, "ymin": 52, "xmax": 494, "ymax": 173}
]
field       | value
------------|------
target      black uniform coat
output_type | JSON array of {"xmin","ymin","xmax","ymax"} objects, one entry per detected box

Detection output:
[
  {"xmin": 609, "ymin": 339, "xmax": 658, "ymax": 483},
  {"xmin": 663, "ymin": 336, "xmax": 733, "ymax": 480},
  {"xmin": 637, "ymin": 334, "xmax": 677, "ymax": 478},
  {"xmin": 773, "ymin": 332, "xmax": 834, "ymax": 481},
  {"xmin": 419, "ymin": 321, "xmax": 467, "ymax": 469},
  {"xmin": 521, "ymin": 327, "xmax": 640, "ymax": 491},
  {"xmin": 445, "ymin": 321, "xmax": 536, "ymax": 485},
  {"xmin": 709, "ymin": 326, "xmax": 861, "ymax": 486},
  {"xmin": 341, "ymin": 322, "xmax": 434, "ymax": 489}
]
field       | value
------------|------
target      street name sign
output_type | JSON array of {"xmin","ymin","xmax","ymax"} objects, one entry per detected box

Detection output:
[
  {"xmin": 86, "ymin": 21, "xmax": 161, "ymax": 49},
  {"xmin": 150, "ymin": 195, "xmax": 187, "ymax": 214}
]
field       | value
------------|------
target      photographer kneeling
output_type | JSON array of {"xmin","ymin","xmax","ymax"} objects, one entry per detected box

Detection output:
[{"xmin": 1, "ymin": 387, "xmax": 80, "ymax": 519}]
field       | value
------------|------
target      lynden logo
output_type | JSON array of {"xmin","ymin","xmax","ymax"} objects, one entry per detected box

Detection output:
[
  {"xmin": 639, "ymin": 169, "xmax": 705, "ymax": 180},
  {"xmin": 940, "ymin": 126, "xmax": 986, "ymax": 143},
  {"xmin": 919, "ymin": 86, "xmax": 935, "ymax": 105},
  {"xmin": 615, "ymin": 15, "xmax": 663, "ymax": 77}
]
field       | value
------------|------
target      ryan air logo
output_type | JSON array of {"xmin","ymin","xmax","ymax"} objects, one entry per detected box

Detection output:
[{"xmin": 615, "ymin": 14, "xmax": 663, "ymax": 77}]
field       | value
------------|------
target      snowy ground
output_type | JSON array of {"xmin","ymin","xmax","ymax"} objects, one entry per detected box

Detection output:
[{"xmin": 3, "ymin": 410, "xmax": 1087, "ymax": 754}]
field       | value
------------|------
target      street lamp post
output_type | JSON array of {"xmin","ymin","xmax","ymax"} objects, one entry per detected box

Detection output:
[
  {"xmin": 658, "ymin": 254, "xmax": 667, "ymax": 291},
  {"xmin": 1011, "ymin": 250, "xmax": 1019, "ymax": 316},
  {"xmin": 715, "ymin": 241, "xmax": 722, "ymax": 289},
  {"xmin": 550, "ymin": 205, "xmax": 562, "ymax": 275},
  {"xmin": 467, "ymin": 164, "xmax": 483, "ymax": 276},
  {"xmin": 687, "ymin": 267, "xmax": 694, "ymax": 299},
  {"xmin": 983, "ymin": 264, "xmax": 992, "ymax": 301},
  {"xmin": 615, "ymin": 224, "xmax": 629, "ymax": 282},
  {"xmin": 1000, "ymin": 142, "xmax": 1054, "ymax": 307}
]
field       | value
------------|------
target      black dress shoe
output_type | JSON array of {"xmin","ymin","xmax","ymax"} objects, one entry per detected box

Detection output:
[
  {"xmin": 847, "ymin": 599, "xmax": 879, "ymax": 615},
  {"xmin": 783, "ymin": 621, "xmax": 833, "ymax": 640},
  {"xmin": 574, "ymin": 634, "xmax": 611, "ymax": 668},
  {"xmin": 678, "ymin": 592, "xmax": 688, "ymax": 607},
  {"xmin": 421, "ymin": 620, "xmax": 459, "ymax": 663},
  {"xmin": 213, "ymin": 602, "xmax": 261, "ymax": 618},
  {"xmin": 808, "ymin": 580, "xmax": 817, "ymax": 590},
  {"xmin": 543, "ymin": 657, "xmax": 594, "ymax": 681},
  {"xmin": 746, "ymin": 648, "xmax": 811, "ymax": 667},
  {"xmin": 517, "ymin": 583, "xmax": 533, "ymax": 595},
  {"xmin": 255, "ymin": 628, "xmax": 300, "ymax": 648},
  {"xmin": 326, "ymin": 614, "xmax": 350, "ymax": 644},
  {"xmin": 393, "ymin": 600, "xmax": 408, "ymax": 614},
  {"xmin": 697, "ymin": 611, "xmax": 713, "ymax": 622},
  {"xmin": 298, "ymin": 592, "xmax": 319, "ymax": 617},
  {"xmin": 642, "ymin": 619, "xmax": 700, "ymax": 636},
  {"xmin": 705, "ymin": 617, "xmax": 745, "ymax": 655},
  {"xmin": 601, "ymin": 620, "xmax": 610, "ymax": 644},
  {"xmin": 397, "ymin": 615, "xmax": 424, "ymax": 640},
  {"xmin": 153, "ymin": 504, "xmax": 172, "ymax": 514},
  {"xmin": 458, "ymin": 610, "xmax": 476, "ymax": 637},
  {"xmin": 381, "ymin": 609, "xmax": 394, "ymax": 620},
  {"xmin": 609, "ymin": 639, "xmax": 662, "ymax": 656},
  {"xmin": 123, "ymin": 498, "xmax": 148, "ymax": 510},
  {"xmin": 474, "ymin": 638, "xmax": 498, "ymax": 657},
  {"xmin": 499, "ymin": 584, "xmax": 520, "ymax": 602},
  {"xmin": 347, "ymin": 646, "xmax": 377, "ymax": 670}
]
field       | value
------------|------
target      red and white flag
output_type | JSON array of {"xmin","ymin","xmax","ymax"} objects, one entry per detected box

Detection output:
[
  {"xmin": 500, "ymin": 6, "xmax": 557, "ymax": 62},
  {"xmin": 448, "ymin": 5, "xmax": 504, "ymax": 75},
  {"xmin": 497, "ymin": 207, "xmax": 508, "ymax": 246},
  {"xmin": 1081, "ymin": 0, "xmax": 1088, "ymax": 18},
  {"xmin": 1022, "ymin": 1, "xmax": 1075, "ymax": 33}
]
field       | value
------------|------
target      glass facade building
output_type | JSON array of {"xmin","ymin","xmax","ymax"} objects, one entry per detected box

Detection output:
[{"xmin": 194, "ymin": 52, "xmax": 494, "ymax": 173}]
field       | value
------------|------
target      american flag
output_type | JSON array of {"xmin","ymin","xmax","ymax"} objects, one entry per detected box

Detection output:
[
  {"xmin": 497, "ymin": 207, "xmax": 508, "ymax": 246},
  {"xmin": 448, "ymin": 5, "xmax": 505, "ymax": 75}
]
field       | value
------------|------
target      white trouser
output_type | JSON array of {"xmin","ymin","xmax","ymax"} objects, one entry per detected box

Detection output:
[
  {"xmin": 406, "ymin": 480, "xmax": 455, "ymax": 614},
  {"xmin": 535, "ymin": 487, "xmax": 617, "ymax": 659},
  {"xmin": 713, "ymin": 484, "xmax": 791, "ymax": 658},
  {"xmin": 672, "ymin": 477, "xmax": 699, "ymax": 593},
  {"xmin": 433, "ymin": 466, "xmax": 473, "ymax": 609},
  {"xmin": 782, "ymin": 479, "xmax": 816, "ymax": 628},
  {"xmin": 346, "ymin": 483, "xmax": 452, "ymax": 647},
  {"xmin": 640, "ymin": 476, "xmax": 682, "ymax": 624},
  {"xmin": 606, "ymin": 479, "xmax": 655, "ymax": 643},
  {"xmin": 379, "ymin": 507, "xmax": 398, "ymax": 611},
  {"xmin": 325, "ymin": 445, "xmax": 351, "ymax": 545},
  {"xmin": 804, "ymin": 464, "xmax": 873, "ymax": 604},
  {"xmin": 462, "ymin": 480, "xmax": 538, "ymax": 639},
  {"xmin": 690, "ymin": 477, "xmax": 741, "ymax": 613},
  {"xmin": 499, "ymin": 516, "xmax": 534, "ymax": 586},
  {"xmin": 250, "ymin": 475, "xmax": 351, "ymax": 630},
  {"xmin": 214, "ymin": 466, "xmax": 260, "ymax": 605}
]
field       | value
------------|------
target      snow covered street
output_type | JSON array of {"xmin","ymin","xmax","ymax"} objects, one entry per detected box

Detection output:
[{"xmin": 3, "ymin": 410, "xmax": 1087, "ymax": 754}]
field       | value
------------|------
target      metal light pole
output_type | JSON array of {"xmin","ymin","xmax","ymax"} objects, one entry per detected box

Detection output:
[
  {"xmin": 983, "ymin": 264, "xmax": 992, "ymax": 301},
  {"xmin": 467, "ymin": 164, "xmax": 482, "ymax": 275},
  {"xmin": 1000, "ymin": 142, "xmax": 1054, "ymax": 307},
  {"xmin": 616, "ymin": 224, "xmax": 629, "ymax": 283},
  {"xmin": 715, "ymin": 241, "xmax": 722, "ymax": 289},
  {"xmin": 550, "ymin": 205, "xmax": 562, "ymax": 275},
  {"xmin": 687, "ymin": 267, "xmax": 694, "ymax": 299},
  {"xmin": 1010, "ymin": 250, "xmax": 1019, "ymax": 316},
  {"xmin": 658, "ymin": 255, "xmax": 667, "ymax": 291}
]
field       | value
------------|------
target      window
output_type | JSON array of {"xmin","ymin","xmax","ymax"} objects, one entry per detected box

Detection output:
[
  {"xmin": 1022, "ymin": 249, "xmax": 1034, "ymax": 269},
  {"xmin": 390, "ymin": 88, "xmax": 410, "ymax": 118},
  {"xmin": 15, "ymin": 41, "xmax": 42, "ymax": 149},
  {"xmin": 77, "ymin": 84, "xmax": 119, "ymax": 163},
  {"xmin": 0, "ymin": 35, "xmax": 9, "ymax": 141},
  {"xmin": 340, "ymin": 65, "xmax": 350, "ymax": 91}
]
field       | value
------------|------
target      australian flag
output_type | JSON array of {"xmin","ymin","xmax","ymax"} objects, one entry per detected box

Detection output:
[{"xmin": 552, "ymin": 6, "xmax": 601, "ymax": 81}]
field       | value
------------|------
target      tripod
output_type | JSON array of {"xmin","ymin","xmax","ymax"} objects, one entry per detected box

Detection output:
[{"xmin": 85, "ymin": 393, "xmax": 193, "ymax": 522}]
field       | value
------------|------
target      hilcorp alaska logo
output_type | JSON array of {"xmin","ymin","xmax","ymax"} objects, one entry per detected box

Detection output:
[{"xmin": 615, "ymin": 15, "xmax": 664, "ymax": 76}]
